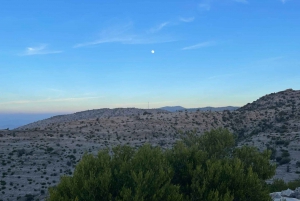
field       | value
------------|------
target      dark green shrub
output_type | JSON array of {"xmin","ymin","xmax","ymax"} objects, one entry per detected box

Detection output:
[
  {"xmin": 268, "ymin": 147, "xmax": 276, "ymax": 160},
  {"xmin": 269, "ymin": 179, "xmax": 300, "ymax": 193},
  {"xmin": 268, "ymin": 179, "xmax": 288, "ymax": 192},
  {"xmin": 46, "ymin": 147, "xmax": 54, "ymax": 152},
  {"xmin": 48, "ymin": 145, "xmax": 181, "ymax": 201},
  {"xmin": 25, "ymin": 194, "xmax": 34, "ymax": 201},
  {"xmin": 275, "ymin": 140, "xmax": 285, "ymax": 145},
  {"xmin": 276, "ymin": 156, "xmax": 282, "ymax": 162},
  {"xmin": 279, "ymin": 157, "xmax": 291, "ymax": 165},
  {"xmin": 287, "ymin": 179, "xmax": 300, "ymax": 190},
  {"xmin": 17, "ymin": 149, "xmax": 26, "ymax": 157},
  {"xmin": 281, "ymin": 151, "xmax": 290, "ymax": 157},
  {"xmin": 284, "ymin": 141, "xmax": 290, "ymax": 147},
  {"xmin": 48, "ymin": 128, "xmax": 275, "ymax": 201}
]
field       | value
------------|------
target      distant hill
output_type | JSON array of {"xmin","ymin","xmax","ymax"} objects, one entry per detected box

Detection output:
[
  {"xmin": 225, "ymin": 88, "xmax": 300, "ymax": 137},
  {"xmin": 237, "ymin": 88, "xmax": 297, "ymax": 112},
  {"xmin": 3, "ymin": 88, "xmax": 300, "ymax": 201},
  {"xmin": 15, "ymin": 88, "xmax": 300, "ymax": 139},
  {"xmin": 159, "ymin": 106, "xmax": 239, "ymax": 112},
  {"xmin": 159, "ymin": 106, "xmax": 186, "ymax": 112},
  {"xmin": 7, "ymin": 90, "xmax": 300, "ymax": 173},
  {"xmin": 15, "ymin": 108, "xmax": 169, "ymax": 130}
]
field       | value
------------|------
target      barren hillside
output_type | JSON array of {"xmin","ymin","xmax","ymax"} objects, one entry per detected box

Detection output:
[{"xmin": 1, "ymin": 89, "xmax": 300, "ymax": 201}]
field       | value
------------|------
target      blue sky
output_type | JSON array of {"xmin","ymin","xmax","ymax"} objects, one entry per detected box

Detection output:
[{"xmin": 0, "ymin": 0, "xmax": 299, "ymax": 113}]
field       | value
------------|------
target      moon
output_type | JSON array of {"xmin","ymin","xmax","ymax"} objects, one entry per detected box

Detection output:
[{"xmin": 151, "ymin": 50, "xmax": 155, "ymax": 54}]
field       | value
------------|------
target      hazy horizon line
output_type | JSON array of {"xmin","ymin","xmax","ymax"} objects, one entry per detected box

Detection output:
[{"xmin": 0, "ymin": 105, "xmax": 241, "ymax": 115}]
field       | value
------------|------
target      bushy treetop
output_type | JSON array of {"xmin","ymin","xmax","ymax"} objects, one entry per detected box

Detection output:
[{"xmin": 48, "ymin": 128, "xmax": 275, "ymax": 201}]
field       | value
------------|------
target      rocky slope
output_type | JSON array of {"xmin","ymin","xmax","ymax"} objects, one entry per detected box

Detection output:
[
  {"xmin": 1, "ymin": 89, "xmax": 300, "ymax": 201},
  {"xmin": 159, "ymin": 106, "xmax": 239, "ymax": 112},
  {"xmin": 16, "ymin": 108, "xmax": 169, "ymax": 130}
]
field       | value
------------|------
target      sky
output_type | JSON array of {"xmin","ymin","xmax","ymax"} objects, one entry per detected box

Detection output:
[{"xmin": 1, "ymin": 0, "xmax": 300, "ymax": 114}]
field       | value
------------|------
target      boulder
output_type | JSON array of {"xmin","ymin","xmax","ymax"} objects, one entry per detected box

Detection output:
[
  {"xmin": 270, "ymin": 192, "xmax": 282, "ymax": 199},
  {"xmin": 282, "ymin": 189, "xmax": 295, "ymax": 197}
]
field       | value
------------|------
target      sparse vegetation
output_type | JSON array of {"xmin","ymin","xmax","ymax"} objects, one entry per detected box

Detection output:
[{"xmin": 1, "ymin": 90, "xmax": 300, "ymax": 200}]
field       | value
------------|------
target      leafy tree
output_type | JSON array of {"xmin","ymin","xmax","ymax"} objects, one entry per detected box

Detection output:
[
  {"xmin": 269, "ymin": 178, "xmax": 300, "ymax": 192},
  {"xmin": 268, "ymin": 179, "xmax": 288, "ymax": 192},
  {"xmin": 48, "ymin": 145, "xmax": 182, "ymax": 201},
  {"xmin": 48, "ymin": 149, "xmax": 112, "ymax": 201},
  {"xmin": 165, "ymin": 140, "xmax": 208, "ymax": 198},
  {"xmin": 233, "ymin": 146, "xmax": 276, "ymax": 180},
  {"xmin": 286, "ymin": 179, "xmax": 300, "ymax": 190},
  {"xmin": 181, "ymin": 128, "xmax": 235, "ymax": 159},
  {"xmin": 168, "ymin": 128, "xmax": 273, "ymax": 201},
  {"xmin": 48, "ymin": 128, "xmax": 274, "ymax": 201}
]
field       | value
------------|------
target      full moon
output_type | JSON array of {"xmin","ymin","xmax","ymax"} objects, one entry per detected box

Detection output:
[{"xmin": 151, "ymin": 50, "xmax": 155, "ymax": 54}]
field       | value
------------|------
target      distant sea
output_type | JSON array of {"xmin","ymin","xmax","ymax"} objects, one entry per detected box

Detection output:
[{"xmin": 0, "ymin": 113, "xmax": 65, "ymax": 129}]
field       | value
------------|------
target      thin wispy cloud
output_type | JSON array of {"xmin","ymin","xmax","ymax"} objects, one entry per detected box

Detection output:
[
  {"xmin": 102, "ymin": 22, "xmax": 133, "ymax": 36},
  {"xmin": 208, "ymin": 73, "xmax": 234, "ymax": 80},
  {"xmin": 21, "ymin": 44, "xmax": 62, "ymax": 56},
  {"xmin": 234, "ymin": 0, "xmax": 248, "ymax": 3},
  {"xmin": 182, "ymin": 41, "xmax": 216, "ymax": 50},
  {"xmin": 74, "ymin": 35, "xmax": 175, "ymax": 47},
  {"xmin": 198, "ymin": 0, "xmax": 248, "ymax": 12},
  {"xmin": 281, "ymin": 0, "xmax": 287, "ymax": 3},
  {"xmin": 198, "ymin": 3, "xmax": 211, "ymax": 11},
  {"xmin": 179, "ymin": 17, "xmax": 195, "ymax": 23},
  {"xmin": 74, "ymin": 22, "xmax": 134, "ymax": 48},
  {"xmin": 74, "ymin": 37, "xmax": 134, "ymax": 48},
  {"xmin": 148, "ymin": 22, "xmax": 169, "ymax": 33},
  {"xmin": 124, "ymin": 37, "xmax": 176, "ymax": 45},
  {"xmin": 74, "ymin": 22, "xmax": 175, "ymax": 48},
  {"xmin": 0, "ymin": 97, "xmax": 99, "ymax": 105}
]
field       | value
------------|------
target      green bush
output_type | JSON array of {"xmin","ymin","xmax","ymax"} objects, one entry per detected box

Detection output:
[
  {"xmin": 276, "ymin": 156, "xmax": 282, "ymax": 162},
  {"xmin": 281, "ymin": 151, "xmax": 290, "ymax": 157},
  {"xmin": 275, "ymin": 140, "xmax": 285, "ymax": 145},
  {"xmin": 48, "ymin": 145, "xmax": 181, "ymax": 201},
  {"xmin": 268, "ymin": 147, "xmax": 276, "ymax": 160},
  {"xmin": 269, "ymin": 179, "xmax": 300, "ymax": 192},
  {"xmin": 284, "ymin": 141, "xmax": 290, "ymax": 147},
  {"xmin": 279, "ymin": 157, "xmax": 291, "ymax": 165},
  {"xmin": 286, "ymin": 179, "xmax": 300, "ymax": 190},
  {"xmin": 268, "ymin": 179, "xmax": 288, "ymax": 192},
  {"xmin": 25, "ymin": 194, "xmax": 34, "ymax": 201},
  {"xmin": 48, "ymin": 128, "xmax": 275, "ymax": 201}
]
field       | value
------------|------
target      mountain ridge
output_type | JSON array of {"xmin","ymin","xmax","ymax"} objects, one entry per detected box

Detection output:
[
  {"xmin": 159, "ymin": 106, "xmax": 239, "ymax": 112},
  {"xmin": 15, "ymin": 89, "xmax": 300, "ymax": 141},
  {"xmin": 2, "ymin": 88, "xmax": 300, "ymax": 201}
]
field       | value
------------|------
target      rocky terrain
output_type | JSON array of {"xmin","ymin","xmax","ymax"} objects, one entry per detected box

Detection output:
[
  {"xmin": 159, "ymin": 106, "xmax": 239, "ymax": 112},
  {"xmin": 270, "ymin": 187, "xmax": 300, "ymax": 201},
  {"xmin": 1, "ymin": 89, "xmax": 300, "ymax": 201}
]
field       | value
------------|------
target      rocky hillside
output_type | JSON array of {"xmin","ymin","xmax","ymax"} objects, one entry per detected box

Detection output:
[
  {"xmin": 16, "ymin": 89, "xmax": 300, "ymax": 140},
  {"xmin": 1, "ymin": 89, "xmax": 300, "ymax": 201},
  {"xmin": 225, "ymin": 89, "xmax": 300, "ymax": 139},
  {"xmin": 16, "ymin": 108, "xmax": 169, "ymax": 130},
  {"xmin": 239, "ymin": 89, "xmax": 300, "ymax": 111},
  {"xmin": 159, "ymin": 106, "xmax": 239, "ymax": 112}
]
